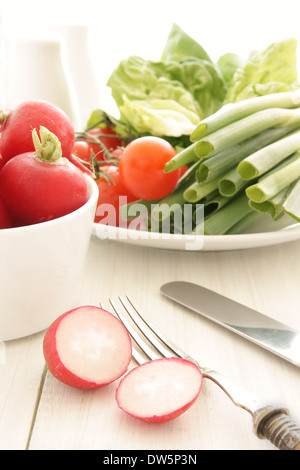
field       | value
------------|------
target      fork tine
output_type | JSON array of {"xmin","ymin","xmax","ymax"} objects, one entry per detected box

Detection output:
[
  {"xmin": 108, "ymin": 298, "xmax": 159, "ymax": 363},
  {"xmin": 118, "ymin": 296, "xmax": 175, "ymax": 359},
  {"xmin": 124, "ymin": 295, "xmax": 200, "ymax": 368},
  {"xmin": 100, "ymin": 300, "xmax": 146, "ymax": 364}
]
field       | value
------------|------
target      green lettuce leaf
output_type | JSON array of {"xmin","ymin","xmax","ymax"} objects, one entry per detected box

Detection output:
[
  {"xmin": 161, "ymin": 23, "xmax": 212, "ymax": 63},
  {"xmin": 107, "ymin": 55, "xmax": 226, "ymax": 137},
  {"xmin": 106, "ymin": 24, "xmax": 227, "ymax": 138},
  {"xmin": 225, "ymin": 38, "xmax": 299, "ymax": 103},
  {"xmin": 217, "ymin": 52, "xmax": 244, "ymax": 86}
]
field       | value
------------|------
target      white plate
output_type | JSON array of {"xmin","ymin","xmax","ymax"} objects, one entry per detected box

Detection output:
[{"xmin": 92, "ymin": 214, "xmax": 300, "ymax": 251}]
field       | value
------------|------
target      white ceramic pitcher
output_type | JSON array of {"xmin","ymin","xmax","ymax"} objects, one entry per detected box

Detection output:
[{"xmin": 0, "ymin": 32, "xmax": 80, "ymax": 128}]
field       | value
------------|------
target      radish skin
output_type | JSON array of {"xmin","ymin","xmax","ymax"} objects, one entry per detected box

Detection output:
[
  {"xmin": 43, "ymin": 306, "xmax": 132, "ymax": 389},
  {"xmin": 116, "ymin": 357, "xmax": 203, "ymax": 423}
]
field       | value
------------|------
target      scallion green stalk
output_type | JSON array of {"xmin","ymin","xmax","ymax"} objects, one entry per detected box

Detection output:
[
  {"xmin": 200, "ymin": 192, "xmax": 253, "ymax": 235},
  {"xmin": 249, "ymin": 187, "xmax": 290, "ymax": 220},
  {"xmin": 225, "ymin": 211, "xmax": 263, "ymax": 234},
  {"xmin": 245, "ymin": 150, "xmax": 300, "ymax": 202},
  {"xmin": 190, "ymin": 90, "xmax": 300, "ymax": 142},
  {"xmin": 164, "ymin": 142, "xmax": 198, "ymax": 172},
  {"xmin": 202, "ymin": 192, "xmax": 232, "ymax": 216},
  {"xmin": 238, "ymin": 130, "xmax": 300, "ymax": 180},
  {"xmin": 194, "ymin": 108, "xmax": 300, "ymax": 158},
  {"xmin": 196, "ymin": 126, "xmax": 296, "ymax": 183},
  {"xmin": 150, "ymin": 179, "xmax": 193, "ymax": 222},
  {"xmin": 282, "ymin": 178, "xmax": 300, "ymax": 221},
  {"xmin": 219, "ymin": 167, "xmax": 251, "ymax": 197},
  {"xmin": 183, "ymin": 178, "xmax": 219, "ymax": 203}
]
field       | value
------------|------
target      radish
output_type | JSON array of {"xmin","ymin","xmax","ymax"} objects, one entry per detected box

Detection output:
[
  {"xmin": 116, "ymin": 357, "xmax": 203, "ymax": 423},
  {"xmin": 0, "ymin": 197, "xmax": 13, "ymax": 229},
  {"xmin": 0, "ymin": 155, "xmax": 4, "ymax": 171},
  {"xmin": 0, "ymin": 126, "xmax": 89, "ymax": 225},
  {"xmin": 0, "ymin": 99, "xmax": 93, "ymax": 176},
  {"xmin": 43, "ymin": 306, "xmax": 132, "ymax": 389},
  {"xmin": 0, "ymin": 100, "xmax": 74, "ymax": 164}
]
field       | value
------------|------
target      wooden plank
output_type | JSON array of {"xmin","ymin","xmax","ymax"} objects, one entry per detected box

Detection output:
[{"xmin": 25, "ymin": 238, "xmax": 300, "ymax": 450}]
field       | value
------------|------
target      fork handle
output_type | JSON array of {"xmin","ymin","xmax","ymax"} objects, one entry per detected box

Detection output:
[{"xmin": 253, "ymin": 406, "xmax": 300, "ymax": 450}]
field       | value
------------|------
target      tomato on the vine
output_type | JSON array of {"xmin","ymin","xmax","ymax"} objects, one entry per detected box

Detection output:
[
  {"xmin": 72, "ymin": 140, "xmax": 91, "ymax": 163},
  {"xmin": 86, "ymin": 128, "xmax": 123, "ymax": 161},
  {"xmin": 119, "ymin": 136, "xmax": 179, "ymax": 200},
  {"xmin": 95, "ymin": 165, "xmax": 137, "ymax": 227}
]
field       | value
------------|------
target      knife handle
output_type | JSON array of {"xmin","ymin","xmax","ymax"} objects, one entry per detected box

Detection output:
[{"xmin": 253, "ymin": 406, "xmax": 300, "ymax": 450}]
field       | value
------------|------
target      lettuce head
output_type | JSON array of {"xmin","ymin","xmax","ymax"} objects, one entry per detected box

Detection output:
[
  {"xmin": 106, "ymin": 25, "xmax": 227, "ymax": 138},
  {"xmin": 225, "ymin": 38, "xmax": 299, "ymax": 103}
]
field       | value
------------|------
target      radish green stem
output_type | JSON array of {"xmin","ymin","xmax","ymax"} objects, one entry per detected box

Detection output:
[{"xmin": 32, "ymin": 126, "xmax": 62, "ymax": 163}]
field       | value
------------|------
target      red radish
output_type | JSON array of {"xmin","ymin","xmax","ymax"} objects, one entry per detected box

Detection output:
[
  {"xmin": 116, "ymin": 357, "xmax": 203, "ymax": 423},
  {"xmin": 0, "ymin": 155, "xmax": 4, "ymax": 171},
  {"xmin": 43, "ymin": 306, "xmax": 132, "ymax": 389},
  {"xmin": 0, "ymin": 197, "xmax": 13, "ymax": 229},
  {"xmin": 0, "ymin": 100, "xmax": 74, "ymax": 163},
  {"xmin": 0, "ymin": 126, "xmax": 89, "ymax": 225}
]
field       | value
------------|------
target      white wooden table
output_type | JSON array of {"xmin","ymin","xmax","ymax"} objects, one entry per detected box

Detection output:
[{"xmin": 1, "ymin": 233, "xmax": 300, "ymax": 451}]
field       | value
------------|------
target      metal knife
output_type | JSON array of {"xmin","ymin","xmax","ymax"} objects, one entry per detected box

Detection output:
[{"xmin": 160, "ymin": 281, "xmax": 300, "ymax": 367}]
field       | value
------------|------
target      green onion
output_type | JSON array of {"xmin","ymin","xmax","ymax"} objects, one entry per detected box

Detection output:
[
  {"xmin": 238, "ymin": 129, "xmax": 300, "ymax": 180},
  {"xmin": 282, "ymin": 178, "xmax": 300, "ymax": 221},
  {"xmin": 200, "ymin": 192, "xmax": 253, "ymax": 235},
  {"xmin": 194, "ymin": 108, "xmax": 300, "ymax": 159},
  {"xmin": 196, "ymin": 126, "xmax": 296, "ymax": 183},
  {"xmin": 203, "ymin": 192, "xmax": 232, "ymax": 216},
  {"xmin": 225, "ymin": 211, "xmax": 263, "ymax": 234},
  {"xmin": 245, "ymin": 150, "xmax": 300, "ymax": 202},
  {"xmin": 120, "ymin": 198, "xmax": 160, "ymax": 222},
  {"xmin": 190, "ymin": 90, "xmax": 300, "ymax": 142},
  {"xmin": 219, "ymin": 168, "xmax": 251, "ymax": 197},
  {"xmin": 249, "ymin": 187, "xmax": 290, "ymax": 220},
  {"xmin": 151, "ymin": 179, "xmax": 193, "ymax": 222},
  {"xmin": 183, "ymin": 178, "xmax": 219, "ymax": 203},
  {"xmin": 164, "ymin": 142, "xmax": 198, "ymax": 172}
]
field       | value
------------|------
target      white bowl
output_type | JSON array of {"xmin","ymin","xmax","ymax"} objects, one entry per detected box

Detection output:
[{"xmin": 0, "ymin": 174, "xmax": 98, "ymax": 342}]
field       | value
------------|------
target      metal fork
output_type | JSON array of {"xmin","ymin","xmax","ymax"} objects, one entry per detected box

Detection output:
[{"xmin": 102, "ymin": 295, "xmax": 300, "ymax": 451}]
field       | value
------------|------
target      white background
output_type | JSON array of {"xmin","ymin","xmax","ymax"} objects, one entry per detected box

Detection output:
[{"xmin": 1, "ymin": 0, "xmax": 300, "ymax": 125}]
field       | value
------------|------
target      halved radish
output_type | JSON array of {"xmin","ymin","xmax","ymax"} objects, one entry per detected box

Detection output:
[
  {"xmin": 43, "ymin": 306, "xmax": 132, "ymax": 389},
  {"xmin": 116, "ymin": 357, "xmax": 203, "ymax": 423}
]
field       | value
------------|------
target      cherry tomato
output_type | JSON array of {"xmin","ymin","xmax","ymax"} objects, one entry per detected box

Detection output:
[
  {"xmin": 95, "ymin": 165, "xmax": 137, "ymax": 227},
  {"xmin": 87, "ymin": 128, "xmax": 123, "ymax": 161},
  {"xmin": 72, "ymin": 141, "xmax": 92, "ymax": 163},
  {"xmin": 119, "ymin": 136, "xmax": 179, "ymax": 200}
]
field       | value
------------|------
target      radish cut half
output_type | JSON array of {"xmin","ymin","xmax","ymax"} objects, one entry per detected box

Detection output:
[
  {"xmin": 43, "ymin": 306, "xmax": 132, "ymax": 389},
  {"xmin": 116, "ymin": 357, "xmax": 203, "ymax": 423}
]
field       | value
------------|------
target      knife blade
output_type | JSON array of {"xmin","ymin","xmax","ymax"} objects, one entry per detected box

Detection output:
[{"xmin": 160, "ymin": 281, "xmax": 300, "ymax": 367}]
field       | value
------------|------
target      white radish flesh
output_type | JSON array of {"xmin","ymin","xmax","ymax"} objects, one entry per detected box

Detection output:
[
  {"xmin": 116, "ymin": 357, "xmax": 203, "ymax": 423},
  {"xmin": 43, "ymin": 306, "xmax": 132, "ymax": 389}
]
